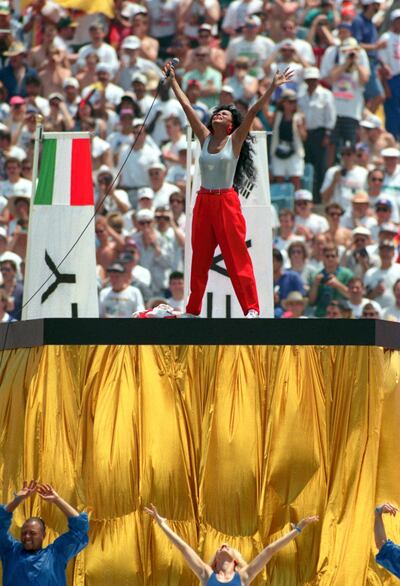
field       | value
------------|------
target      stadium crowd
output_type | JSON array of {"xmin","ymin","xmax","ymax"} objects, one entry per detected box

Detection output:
[{"xmin": 1, "ymin": 0, "xmax": 400, "ymax": 319}]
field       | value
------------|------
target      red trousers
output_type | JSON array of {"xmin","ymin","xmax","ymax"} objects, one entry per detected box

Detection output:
[{"xmin": 186, "ymin": 188, "xmax": 260, "ymax": 316}]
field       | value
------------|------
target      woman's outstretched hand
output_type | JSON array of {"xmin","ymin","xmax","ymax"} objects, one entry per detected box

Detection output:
[
  {"xmin": 296, "ymin": 515, "xmax": 319, "ymax": 531},
  {"xmin": 14, "ymin": 480, "xmax": 37, "ymax": 500},
  {"xmin": 376, "ymin": 503, "xmax": 398, "ymax": 516},
  {"xmin": 145, "ymin": 503, "xmax": 168, "ymax": 527},
  {"xmin": 272, "ymin": 68, "xmax": 294, "ymax": 88}
]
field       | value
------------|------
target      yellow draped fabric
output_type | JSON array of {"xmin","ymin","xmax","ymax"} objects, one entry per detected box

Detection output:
[
  {"xmin": 0, "ymin": 345, "xmax": 399, "ymax": 585},
  {"xmin": 21, "ymin": 0, "xmax": 114, "ymax": 18}
]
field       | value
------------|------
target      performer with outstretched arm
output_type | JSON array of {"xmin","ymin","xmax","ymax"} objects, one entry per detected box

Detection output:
[
  {"xmin": 163, "ymin": 62, "xmax": 293, "ymax": 318},
  {"xmin": 374, "ymin": 502, "xmax": 400, "ymax": 577},
  {"xmin": 145, "ymin": 503, "xmax": 318, "ymax": 584},
  {"xmin": 0, "ymin": 480, "xmax": 89, "ymax": 585}
]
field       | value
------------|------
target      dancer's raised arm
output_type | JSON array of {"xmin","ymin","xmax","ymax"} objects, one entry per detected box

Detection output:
[
  {"xmin": 232, "ymin": 69, "xmax": 293, "ymax": 151},
  {"xmin": 145, "ymin": 504, "xmax": 211, "ymax": 582},
  {"xmin": 241, "ymin": 515, "xmax": 319, "ymax": 583},
  {"xmin": 162, "ymin": 63, "xmax": 210, "ymax": 145}
]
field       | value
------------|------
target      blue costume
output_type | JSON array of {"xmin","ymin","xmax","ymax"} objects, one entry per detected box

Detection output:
[
  {"xmin": 376, "ymin": 540, "xmax": 400, "ymax": 578},
  {"xmin": 207, "ymin": 572, "xmax": 242, "ymax": 585},
  {"xmin": 0, "ymin": 505, "xmax": 89, "ymax": 586}
]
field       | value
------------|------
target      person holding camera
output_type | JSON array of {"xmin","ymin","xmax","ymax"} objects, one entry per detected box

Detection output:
[
  {"xmin": 308, "ymin": 244, "xmax": 353, "ymax": 317},
  {"xmin": 95, "ymin": 165, "xmax": 130, "ymax": 215},
  {"xmin": 325, "ymin": 37, "xmax": 370, "ymax": 153},
  {"xmin": 340, "ymin": 226, "xmax": 379, "ymax": 277}
]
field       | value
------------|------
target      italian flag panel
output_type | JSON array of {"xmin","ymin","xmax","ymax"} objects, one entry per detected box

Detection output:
[{"xmin": 34, "ymin": 136, "xmax": 94, "ymax": 206}]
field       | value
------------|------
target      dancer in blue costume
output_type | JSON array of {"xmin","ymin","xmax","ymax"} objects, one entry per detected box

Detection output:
[
  {"xmin": 0, "ymin": 480, "xmax": 89, "ymax": 586},
  {"xmin": 145, "ymin": 504, "xmax": 318, "ymax": 584},
  {"xmin": 375, "ymin": 502, "xmax": 400, "ymax": 577}
]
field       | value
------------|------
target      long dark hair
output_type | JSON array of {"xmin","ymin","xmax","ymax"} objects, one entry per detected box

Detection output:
[{"xmin": 207, "ymin": 104, "xmax": 256, "ymax": 190}]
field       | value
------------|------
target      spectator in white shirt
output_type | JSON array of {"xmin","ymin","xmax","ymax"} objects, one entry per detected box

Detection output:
[
  {"xmin": 117, "ymin": 35, "xmax": 161, "ymax": 92},
  {"xmin": 378, "ymin": 10, "xmax": 400, "ymax": 140},
  {"xmin": 340, "ymin": 226, "xmax": 378, "ymax": 277},
  {"xmin": 226, "ymin": 15, "xmax": 275, "ymax": 80},
  {"xmin": 118, "ymin": 118, "xmax": 161, "ymax": 206},
  {"xmin": 77, "ymin": 21, "xmax": 119, "ymax": 77},
  {"xmin": 148, "ymin": 162, "xmax": 179, "ymax": 209},
  {"xmin": 62, "ymin": 77, "xmax": 80, "ymax": 117},
  {"xmin": 381, "ymin": 147, "xmax": 400, "ymax": 206},
  {"xmin": 341, "ymin": 191, "xmax": 377, "ymax": 231},
  {"xmin": 274, "ymin": 208, "xmax": 301, "ymax": 251},
  {"xmin": 320, "ymin": 143, "xmax": 368, "ymax": 211},
  {"xmin": 370, "ymin": 197, "xmax": 397, "ymax": 241},
  {"xmin": 222, "ymin": 0, "xmax": 263, "ymax": 36},
  {"xmin": 294, "ymin": 189, "xmax": 329, "ymax": 241},
  {"xmin": 298, "ymin": 66, "xmax": 336, "ymax": 199},
  {"xmin": 99, "ymin": 261, "xmax": 144, "ymax": 317},
  {"xmin": 0, "ymin": 157, "xmax": 32, "ymax": 201},
  {"xmin": 347, "ymin": 276, "xmax": 381, "ymax": 318},
  {"xmin": 81, "ymin": 63, "xmax": 124, "ymax": 108},
  {"xmin": 165, "ymin": 270, "xmax": 185, "ymax": 311},
  {"xmin": 325, "ymin": 37, "xmax": 370, "ymax": 151},
  {"xmin": 364, "ymin": 239, "xmax": 400, "ymax": 308},
  {"xmin": 382, "ymin": 278, "xmax": 400, "ymax": 321}
]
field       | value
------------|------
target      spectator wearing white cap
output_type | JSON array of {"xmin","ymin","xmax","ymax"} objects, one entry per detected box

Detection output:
[
  {"xmin": 219, "ymin": 85, "xmax": 236, "ymax": 106},
  {"xmin": 77, "ymin": 21, "xmax": 119, "ymax": 77},
  {"xmin": 130, "ymin": 72, "xmax": 157, "ymax": 120},
  {"xmin": 264, "ymin": 39, "xmax": 305, "ymax": 88},
  {"xmin": 341, "ymin": 190, "xmax": 377, "ymax": 231},
  {"xmin": 185, "ymin": 22, "xmax": 225, "ymax": 72},
  {"xmin": 280, "ymin": 19, "xmax": 316, "ymax": 65},
  {"xmin": 154, "ymin": 205, "xmax": 185, "ymax": 271},
  {"xmin": 351, "ymin": 0, "xmax": 386, "ymax": 112},
  {"xmin": 226, "ymin": 15, "xmax": 275, "ymax": 80},
  {"xmin": 81, "ymin": 63, "xmax": 124, "ymax": 107},
  {"xmin": 294, "ymin": 189, "xmax": 329, "ymax": 240},
  {"xmin": 298, "ymin": 66, "xmax": 336, "ymax": 198},
  {"xmin": 359, "ymin": 115, "xmax": 396, "ymax": 159},
  {"xmin": 0, "ymin": 227, "xmax": 22, "ymax": 276},
  {"xmin": 128, "ymin": 8, "xmax": 159, "ymax": 62},
  {"xmin": 63, "ymin": 77, "xmax": 81, "ymax": 117},
  {"xmin": 96, "ymin": 165, "xmax": 130, "ymax": 215},
  {"xmin": 381, "ymin": 148, "xmax": 400, "ymax": 203},
  {"xmin": 136, "ymin": 187, "xmax": 154, "ymax": 211},
  {"xmin": 340, "ymin": 226, "xmax": 378, "ymax": 277},
  {"xmin": 117, "ymin": 119, "xmax": 161, "ymax": 206},
  {"xmin": 133, "ymin": 207, "xmax": 174, "ymax": 296},
  {"xmin": 364, "ymin": 238, "xmax": 400, "ymax": 308},
  {"xmin": 148, "ymin": 162, "xmax": 179, "ymax": 209},
  {"xmin": 117, "ymin": 35, "xmax": 161, "ymax": 92},
  {"xmin": 222, "ymin": 0, "xmax": 263, "ymax": 37},
  {"xmin": 378, "ymin": 10, "xmax": 400, "ymax": 139},
  {"xmin": 324, "ymin": 37, "xmax": 370, "ymax": 151},
  {"xmin": 224, "ymin": 56, "xmax": 258, "ymax": 103}
]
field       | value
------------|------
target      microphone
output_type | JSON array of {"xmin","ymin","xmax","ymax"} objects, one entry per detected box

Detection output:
[{"xmin": 162, "ymin": 58, "xmax": 180, "ymax": 83}]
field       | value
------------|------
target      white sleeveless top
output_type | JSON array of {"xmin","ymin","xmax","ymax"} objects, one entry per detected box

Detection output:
[{"xmin": 199, "ymin": 135, "xmax": 239, "ymax": 190}]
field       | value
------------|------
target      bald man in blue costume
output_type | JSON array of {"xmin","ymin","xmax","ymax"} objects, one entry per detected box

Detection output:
[
  {"xmin": 145, "ymin": 504, "xmax": 318, "ymax": 585},
  {"xmin": 0, "ymin": 480, "xmax": 89, "ymax": 586}
]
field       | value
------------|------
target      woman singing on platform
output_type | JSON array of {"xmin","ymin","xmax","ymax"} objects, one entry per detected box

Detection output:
[
  {"xmin": 145, "ymin": 504, "xmax": 318, "ymax": 584},
  {"xmin": 163, "ymin": 62, "xmax": 293, "ymax": 318}
]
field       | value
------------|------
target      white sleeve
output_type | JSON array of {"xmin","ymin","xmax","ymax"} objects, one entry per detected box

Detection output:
[{"xmin": 320, "ymin": 166, "xmax": 336, "ymax": 194}]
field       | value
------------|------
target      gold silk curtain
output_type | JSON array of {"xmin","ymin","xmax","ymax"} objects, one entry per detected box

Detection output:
[{"xmin": 0, "ymin": 345, "xmax": 399, "ymax": 585}]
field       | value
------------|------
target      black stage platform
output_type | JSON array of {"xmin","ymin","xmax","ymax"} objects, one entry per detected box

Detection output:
[{"xmin": 0, "ymin": 318, "xmax": 400, "ymax": 349}]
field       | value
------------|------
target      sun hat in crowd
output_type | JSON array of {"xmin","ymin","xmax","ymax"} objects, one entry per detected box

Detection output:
[
  {"xmin": 282, "ymin": 291, "xmax": 307, "ymax": 309},
  {"xmin": 381, "ymin": 147, "xmax": 400, "ymax": 158},
  {"xmin": 131, "ymin": 72, "xmax": 147, "ymax": 85},
  {"xmin": 351, "ymin": 191, "xmax": 369, "ymax": 204},
  {"xmin": 352, "ymin": 226, "xmax": 371, "ymax": 237},
  {"xmin": 304, "ymin": 67, "xmax": 320, "ymax": 80},
  {"xmin": 379, "ymin": 223, "xmax": 398, "ymax": 235},
  {"xmin": 137, "ymin": 187, "xmax": 154, "ymax": 201},
  {"xmin": 390, "ymin": 9, "xmax": 400, "ymax": 21},
  {"xmin": 122, "ymin": 36, "xmax": 141, "ymax": 51},
  {"xmin": 3, "ymin": 41, "xmax": 25, "ymax": 57},
  {"xmin": 375, "ymin": 198, "xmax": 393, "ymax": 209},
  {"xmin": 136, "ymin": 208, "xmax": 154, "ymax": 222},
  {"xmin": 107, "ymin": 262, "xmax": 125, "ymax": 273},
  {"xmin": 294, "ymin": 189, "xmax": 313, "ymax": 202},
  {"xmin": 360, "ymin": 115, "xmax": 382, "ymax": 130}
]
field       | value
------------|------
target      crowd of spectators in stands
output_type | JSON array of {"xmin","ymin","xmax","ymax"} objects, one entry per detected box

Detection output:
[{"xmin": 1, "ymin": 0, "xmax": 400, "ymax": 319}]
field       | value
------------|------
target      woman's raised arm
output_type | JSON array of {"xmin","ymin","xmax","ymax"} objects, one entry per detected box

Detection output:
[
  {"xmin": 145, "ymin": 504, "xmax": 211, "ymax": 582},
  {"xmin": 163, "ymin": 63, "xmax": 210, "ymax": 145},
  {"xmin": 231, "ymin": 69, "xmax": 293, "ymax": 154},
  {"xmin": 241, "ymin": 515, "xmax": 319, "ymax": 583}
]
